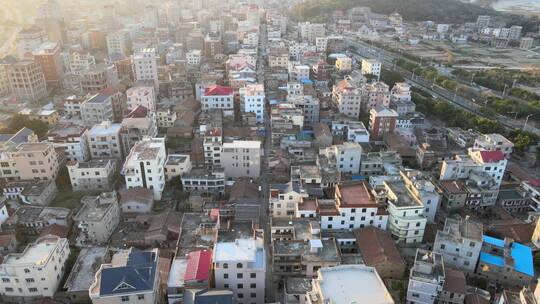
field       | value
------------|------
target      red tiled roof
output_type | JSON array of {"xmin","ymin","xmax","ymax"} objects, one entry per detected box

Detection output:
[
  {"xmin": 337, "ymin": 182, "xmax": 379, "ymax": 208},
  {"xmin": 355, "ymin": 227, "xmax": 404, "ymax": 267},
  {"xmin": 126, "ymin": 105, "xmax": 149, "ymax": 118},
  {"xmin": 204, "ymin": 85, "xmax": 233, "ymax": 96},
  {"xmin": 184, "ymin": 250, "xmax": 212, "ymax": 282},
  {"xmin": 479, "ymin": 150, "xmax": 505, "ymax": 163}
]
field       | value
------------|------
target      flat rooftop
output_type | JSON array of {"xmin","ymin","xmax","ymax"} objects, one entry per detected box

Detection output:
[
  {"xmin": 64, "ymin": 247, "xmax": 108, "ymax": 292},
  {"xmin": 4, "ymin": 236, "xmax": 62, "ymax": 266},
  {"xmin": 166, "ymin": 154, "xmax": 189, "ymax": 166},
  {"xmin": 316, "ymin": 265, "xmax": 394, "ymax": 304},
  {"xmin": 385, "ymin": 180, "xmax": 422, "ymax": 208}
]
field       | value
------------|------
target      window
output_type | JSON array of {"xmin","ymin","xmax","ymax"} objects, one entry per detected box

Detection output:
[
  {"xmin": 224, "ymin": 284, "xmax": 229, "ymax": 288},
  {"xmin": 25, "ymin": 278, "xmax": 35, "ymax": 283},
  {"xmin": 28, "ymin": 288, "xmax": 38, "ymax": 293},
  {"xmin": 250, "ymin": 273, "xmax": 256, "ymax": 278},
  {"xmin": 5, "ymin": 287, "xmax": 13, "ymax": 292},
  {"xmin": 238, "ymin": 283, "xmax": 244, "ymax": 289},
  {"xmin": 251, "ymin": 293, "xmax": 257, "ymax": 298},
  {"xmin": 138, "ymin": 294, "xmax": 145, "ymax": 300},
  {"xmin": 238, "ymin": 293, "xmax": 244, "ymax": 298},
  {"xmin": 2, "ymin": 278, "xmax": 9, "ymax": 283},
  {"xmin": 237, "ymin": 263, "xmax": 243, "ymax": 269},
  {"xmin": 121, "ymin": 296, "xmax": 129, "ymax": 302},
  {"xmin": 237, "ymin": 273, "xmax": 243, "ymax": 279},
  {"xmin": 224, "ymin": 273, "xmax": 229, "ymax": 279},
  {"xmin": 223, "ymin": 263, "xmax": 228, "ymax": 269},
  {"xmin": 440, "ymin": 244, "xmax": 446, "ymax": 250},
  {"xmin": 250, "ymin": 283, "xmax": 256, "ymax": 288},
  {"xmin": 24, "ymin": 269, "xmax": 30, "ymax": 273}
]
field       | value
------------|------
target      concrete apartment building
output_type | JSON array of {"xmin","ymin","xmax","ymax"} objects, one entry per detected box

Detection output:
[
  {"xmin": 121, "ymin": 108, "xmax": 158, "ymax": 156},
  {"xmin": 201, "ymin": 85, "xmax": 234, "ymax": 116},
  {"xmin": 213, "ymin": 238, "xmax": 266, "ymax": 304},
  {"xmin": 8, "ymin": 142, "xmax": 60, "ymax": 181},
  {"xmin": 0, "ymin": 235, "xmax": 70, "ymax": 299},
  {"xmin": 106, "ymin": 31, "xmax": 128, "ymax": 57},
  {"xmin": 307, "ymin": 265, "xmax": 394, "ymax": 304},
  {"xmin": 287, "ymin": 95, "xmax": 320, "ymax": 127},
  {"xmin": 320, "ymin": 143, "xmax": 362, "ymax": 174},
  {"xmin": 433, "ymin": 217, "xmax": 483, "ymax": 272},
  {"xmin": 335, "ymin": 57, "xmax": 353, "ymax": 73},
  {"xmin": 67, "ymin": 158, "xmax": 117, "ymax": 192},
  {"xmin": 122, "ymin": 137, "xmax": 166, "ymax": 201},
  {"xmin": 7, "ymin": 60, "xmax": 47, "ymax": 103},
  {"xmin": 269, "ymin": 181, "xmax": 309, "ymax": 217},
  {"xmin": 16, "ymin": 26, "xmax": 48, "ymax": 60},
  {"xmin": 400, "ymin": 170, "xmax": 440, "ymax": 223},
  {"xmin": 385, "ymin": 178, "xmax": 427, "ymax": 244},
  {"xmin": 46, "ymin": 124, "xmax": 89, "ymax": 162},
  {"xmin": 181, "ymin": 169, "xmax": 226, "ymax": 196},
  {"xmin": 88, "ymin": 121, "xmax": 123, "ymax": 160},
  {"xmin": 240, "ymin": 84, "xmax": 265, "ymax": 123},
  {"xmin": 332, "ymin": 79, "xmax": 362, "ymax": 118},
  {"xmin": 473, "ymin": 133, "xmax": 514, "ymax": 159},
  {"xmin": 79, "ymin": 64, "xmax": 119, "ymax": 94},
  {"xmin": 32, "ymin": 42, "xmax": 63, "ymax": 88},
  {"xmin": 164, "ymin": 154, "xmax": 192, "ymax": 181},
  {"xmin": 363, "ymin": 82, "xmax": 391, "ymax": 111},
  {"xmin": 320, "ymin": 181, "xmax": 388, "ymax": 230},
  {"xmin": 89, "ymin": 248, "xmax": 162, "ymax": 304},
  {"xmin": 369, "ymin": 106, "xmax": 398, "ymax": 140},
  {"xmin": 81, "ymin": 93, "xmax": 114, "ymax": 127},
  {"xmin": 361, "ymin": 59, "xmax": 382, "ymax": 78},
  {"xmin": 298, "ymin": 22, "xmax": 325, "ymax": 43},
  {"xmin": 133, "ymin": 48, "xmax": 158, "ymax": 88},
  {"xmin": 74, "ymin": 192, "xmax": 120, "ymax": 245},
  {"xmin": 407, "ymin": 249, "xmax": 445, "ymax": 304},
  {"xmin": 126, "ymin": 83, "xmax": 156, "ymax": 112},
  {"xmin": 221, "ymin": 140, "xmax": 262, "ymax": 179}
]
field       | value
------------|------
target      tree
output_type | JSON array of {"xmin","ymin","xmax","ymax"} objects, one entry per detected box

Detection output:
[{"xmin": 0, "ymin": 114, "xmax": 50, "ymax": 139}]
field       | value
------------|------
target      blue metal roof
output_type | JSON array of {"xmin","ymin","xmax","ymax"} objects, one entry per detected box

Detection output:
[
  {"xmin": 481, "ymin": 235, "xmax": 534, "ymax": 277},
  {"xmin": 100, "ymin": 250, "xmax": 157, "ymax": 296}
]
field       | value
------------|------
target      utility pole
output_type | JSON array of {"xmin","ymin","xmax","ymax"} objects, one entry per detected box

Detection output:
[
  {"xmin": 502, "ymin": 83, "xmax": 507, "ymax": 97},
  {"xmin": 523, "ymin": 114, "xmax": 533, "ymax": 131}
]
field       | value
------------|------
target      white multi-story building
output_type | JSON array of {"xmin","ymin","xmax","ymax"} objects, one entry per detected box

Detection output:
[
  {"xmin": 335, "ymin": 57, "xmax": 353, "ymax": 72},
  {"xmin": 81, "ymin": 93, "xmax": 114, "ymax": 127},
  {"xmin": 287, "ymin": 95, "xmax": 320, "ymax": 127},
  {"xmin": 64, "ymin": 51, "xmax": 96, "ymax": 75},
  {"xmin": 287, "ymin": 82, "xmax": 303, "ymax": 98},
  {"xmin": 186, "ymin": 50, "xmax": 202, "ymax": 66},
  {"xmin": 361, "ymin": 59, "xmax": 382, "ymax": 78},
  {"xmin": 298, "ymin": 22, "xmax": 325, "ymax": 43},
  {"xmin": 385, "ymin": 178, "xmax": 427, "ymax": 244},
  {"xmin": 433, "ymin": 217, "xmax": 483, "ymax": 272},
  {"xmin": 46, "ymin": 124, "xmax": 89, "ymax": 162},
  {"xmin": 291, "ymin": 65, "xmax": 310, "ymax": 82},
  {"xmin": 332, "ymin": 120, "xmax": 370, "ymax": 143},
  {"xmin": 473, "ymin": 133, "xmax": 514, "ymax": 159},
  {"xmin": 213, "ymin": 238, "xmax": 266, "ymax": 304},
  {"xmin": 0, "ymin": 235, "xmax": 70, "ymax": 298},
  {"xmin": 106, "ymin": 31, "xmax": 128, "ymax": 57},
  {"xmin": 122, "ymin": 137, "xmax": 166, "ymax": 201},
  {"xmin": 439, "ymin": 149, "xmax": 507, "ymax": 188},
  {"xmin": 221, "ymin": 140, "xmax": 262, "ymax": 179},
  {"xmin": 390, "ymin": 82, "xmax": 412, "ymax": 103},
  {"xmin": 407, "ymin": 250, "xmax": 445, "ymax": 304},
  {"xmin": 320, "ymin": 143, "xmax": 362, "ymax": 174},
  {"xmin": 332, "ymin": 79, "xmax": 362, "ymax": 118},
  {"xmin": 239, "ymin": 84, "xmax": 265, "ymax": 123},
  {"xmin": 201, "ymin": 85, "xmax": 234, "ymax": 116},
  {"xmin": 133, "ymin": 48, "xmax": 158, "ymax": 88},
  {"xmin": 6, "ymin": 61, "xmax": 47, "ymax": 103},
  {"xmin": 400, "ymin": 170, "xmax": 440, "ymax": 223},
  {"xmin": 320, "ymin": 182, "xmax": 389, "ymax": 230},
  {"xmin": 126, "ymin": 84, "xmax": 156, "ymax": 112},
  {"xmin": 88, "ymin": 121, "xmax": 123, "ymax": 160},
  {"xmin": 16, "ymin": 26, "xmax": 48, "ymax": 60}
]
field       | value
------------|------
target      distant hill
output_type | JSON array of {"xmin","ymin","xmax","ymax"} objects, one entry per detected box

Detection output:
[{"xmin": 291, "ymin": 0, "xmax": 539, "ymax": 32}]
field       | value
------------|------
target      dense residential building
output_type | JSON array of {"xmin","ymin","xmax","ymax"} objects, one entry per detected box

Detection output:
[
  {"xmin": 239, "ymin": 84, "xmax": 265, "ymax": 123},
  {"xmin": 287, "ymin": 95, "xmax": 320, "ymax": 127},
  {"xmin": 6, "ymin": 142, "xmax": 60, "ymax": 181},
  {"xmin": 89, "ymin": 248, "xmax": 162, "ymax": 304},
  {"xmin": 164, "ymin": 154, "xmax": 192, "ymax": 181},
  {"xmin": 87, "ymin": 121, "xmax": 123, "ymax": 160},
  {"xmin": 122, "ymin": 137, "xmax": 166, "ymax": 200},
  {"xmin": 79, "ymin": 64, "xmax": 119, "ymax": 94},
  {"xmin": 335, "ymin": 57, "xmax": 353, "ymax": 72},
  {"xmin": 269, "ymin": 181, "xmax": 309, "ymax": 217},
  {"xmin": 320, "ymin": 142, "xmax": 362, "ymax": 174},
  {"xmin": 32, "ymin": 42, "xmax": 63, "ymax": 88},
  {"xmin": 433, "ymin": 217, "xmax": 483, "ymax": 272},
  {"xmin": 369, "ymin": 106, "xmax": 398, "ymax": 140},
  {"xmin": 476, "ymin": 235, "xmax": 534, "ymax": 287},
  {"xmin": 67, "ymin": 158, "xmax": 117, "ymax": 192},
  {"xmin": 361, "ymin": 59, "xmax": 382, "ymax": 78},
  {"xmin": 473, "ymin": 133, "xmax": 514, "ymax": 159},
  {"xmin": 6, "ymin": 60, "xmax": 47, "ymax": 102},
  {"xmin": 81, "ymin": 93, "xmax": 114, "ymax": 127},
  {"xmin": 16, "ymin": 26, "xmax": 48, "ymax": 60},
  {"xmin": 0, "ymin": 235, "xmax": 70, "ymax": 299},
  {"xmin": 126, "ymin": 83, "xmax": 156, "ymax": 112},
  {"xmin": 201, "ymin": 85, "xmax": 234, "ymax": 116},
  {"xmin": 181, "ymin": 169, "xmax": 225, "ymax": 196},
  {"xmin": 307, "ymin": 265, "xmax": 394, "ymax": 304},
  {"xmin": 332, "ymin": 79, "xmax": 362, "ymax": 118},
  {"xmin": 133, "ymin": 48, "xmax": 159, "ymax": 88},
  {"xmin": 46, "ymin": 124, "xmax": 89, "ymax": 162},
  {"xmin": 221, "ymin": 140, "xmax": 262, "ymax": 179},
  {"xmin": 73, "ymin": 192, "xmax": 120, "ymax": 245},
  {"xmin": 213, "ymin": 238, "xmax": 266, "ymax": 304},
  {"xmin": 407, "ymin": 249, "xmax": 445, "ymax": 304}
]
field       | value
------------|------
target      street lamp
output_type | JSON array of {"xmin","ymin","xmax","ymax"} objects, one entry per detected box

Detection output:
[
  {"xmin": 523, "ymin": 114, "xmax": 533, "ymax": 131},
  {"xmin": 502, "ymin": 83, "xmax": 508, "ymax": 97},
  {"xmin": 470, "ymin": 72, "xmax": 476, "ymax": 86},
  {"xmin": 453, "ymin": 86, "xmax": 459, "ymax": 102}
]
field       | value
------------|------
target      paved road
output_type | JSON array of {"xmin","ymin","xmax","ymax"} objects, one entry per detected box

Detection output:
[{"xmin": 342, "ymin": 36, "xmax": 540, "ymax": 134}]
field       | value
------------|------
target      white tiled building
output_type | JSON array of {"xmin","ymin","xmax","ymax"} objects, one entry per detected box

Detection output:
[
  {"xmin": 406, "ymin": 250, "xmax": 445, "ymax": 304},
  {"xmin": 213, "ymin": 238, "xmax": 266, "ymax": 304},
  {"xmin": 332, "ymin": 79, "xmax": 362, "ymax": 119},
  {"xmin": 133, "ymin": 48, "xmax": 158, "ymax": 88},
  {"xmin": 0, "ymin": 235, "xmax": 70, "ymax": 298},
  {"xmin": 67, "ymin": 159, "xmax": 117, "ymax": 192},
  {"xmin": 164, "ymin": 154, "xmax": 192, "ymax": 181},
  {"xmin": 201, "ymin": 85, "xmax": 234, "ymax": 116},
  {"xmin": 46, "ymin": 124, "xmax": 90, "ymax": 162},
  {"xmin": 473, "ymin": 133, "xmax": 514, "ymax": 159},
  {"xmin": 122, "ymin": 137, "xmax": 166, "ymax": 200},
  {"xmin": 88, "ymin": 121, "xmax": 123, "ymax": 160},
  {"xmin": 361, "ymin": 59, "xmax": 382, "ymax": 78},
  {"xmin": 239, "ymin": 84, "xmax": 265, "ymax": 123},
  {"xmin": 320, "ymin": 143, "xmax": 362, "ymax": 174}
]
